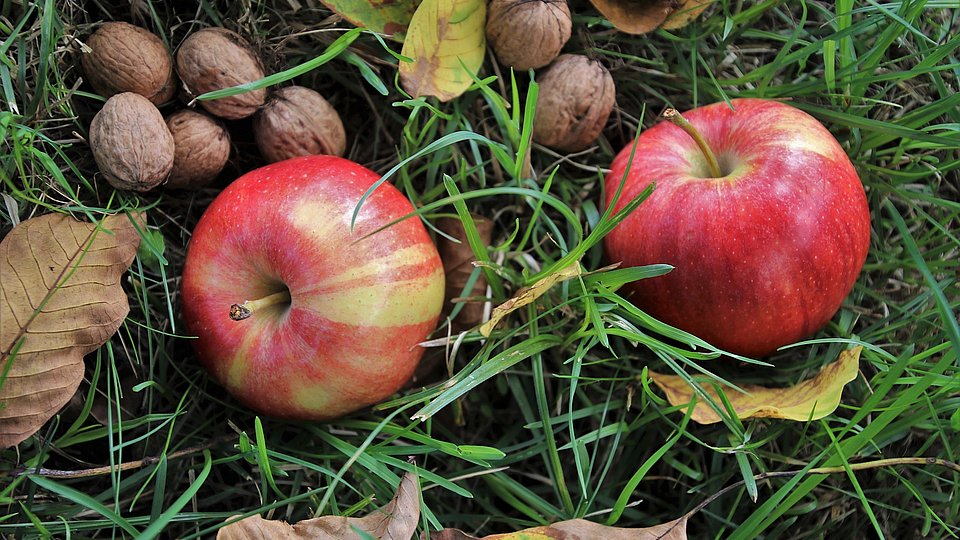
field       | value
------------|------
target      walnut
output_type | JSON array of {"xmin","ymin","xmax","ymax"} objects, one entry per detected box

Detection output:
[
  {"xmin": 164, "ymin": 110, "xmax": 231, "ymax": 189},
  {"xmin": 254, "ymin": 86, "xmax": 346, "ymax": 163},
  {"xmin": 486, "ymin": 0, "xmax": 572, "ymax": 71},
  {"xmin": 176, "ymin": 28, "xmax": 267, "ymax": 120},
  {"xmin": 532, "ymin": 54, "xmax": 615, "ymax": 152},
  {"xmin": 89, "ymin": 92, "xmax": 174, "ymax": 191},
  {"xmin": 81, "ymin": 22, "xmax": 176, "ymax": 105}
]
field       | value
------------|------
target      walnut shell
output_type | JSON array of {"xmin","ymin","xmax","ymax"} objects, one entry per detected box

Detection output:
[
  {"xmin": 89, "ymin": 92, "xmax": 174, "ymax": 191},
  {"xmin": 533, "ymin": 55, "xmax": 615, "ymax": 152},
  {"xmin": 176, "ymin": 28, "xmax": 267, "ymax": 120},
  {"xmin": 254, "ymin": 86, "xmax": 346, "ymax": 163},
  {"xmin": 164, "ymin": 110, "xmax": 231, "ymax": 189},
  {"xmin": 486, "ymin": 0, "xmax": 572, "ymax": 71},
  {"xmin": 81, "ymin": 22, "xmax": 176, "ymax": 105}
]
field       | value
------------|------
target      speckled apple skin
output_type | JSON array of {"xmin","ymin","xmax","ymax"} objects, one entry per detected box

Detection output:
[
  {"xmin": 604, "ymin": 98, "xmax": 870, "ymax": 358},
  {"xmin": 181, "ymin": 155, "xmax": 445, "ymax": 419}
]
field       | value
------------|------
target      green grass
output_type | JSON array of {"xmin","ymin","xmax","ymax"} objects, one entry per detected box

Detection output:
[{"xmin": 1, "ymin": 0, "xmax": 959, "ymax": 538}]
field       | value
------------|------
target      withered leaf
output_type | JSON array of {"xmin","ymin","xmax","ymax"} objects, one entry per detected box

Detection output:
[
  {"xmin": 320, "ymin": 0, "xmax": 422, "ymax": 41},
  {"xmin": 399, "ymin": 0, "xmax": 486, "ymax": 102},
  {"xmin": 431, "ymin": 516, "xmax": 687, "ymax": 539},
  {"xmin": 479, "ymin": 261, "xmax": 582, "ymax": 337},
  {"xmin": 649, "ymin": 347, "xmax": 862, "ymax": 424},
  {"xmin": 0, "ymin": 213, "xmax": 142, "ymax": 448},
  {"xmin": 589, "ymin": 0, "xmax": 713, "ymax": 34},
  {"xmin": 661, "ymin": 0, "xmax": 713, "ymax": 30},
  {"xmin": 218, "ymin": 469, "xmax": 420, "ymax": 539}
]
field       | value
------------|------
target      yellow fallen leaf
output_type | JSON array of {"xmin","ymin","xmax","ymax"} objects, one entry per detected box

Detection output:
[
  {"xmin": 649, "ymin": 347, "xmax": 862, "ymax": 424},
  {"xmin": 217, "ymin": 469, "xmax": 419, "ymax": 539},
  {"xmin": 399, "ymin": 0, "xmax": 486, "ymax": 102},
  {"xmin": 432, "ymin": 516, "xmax": 687, "ymax": 539},
  {"xmin": 1, "ymin": 213, "xmax": 142, "ymax": 449},
  {"xmin": 479, "ymin": 261, "xmax": 583, "ymax": 337}
]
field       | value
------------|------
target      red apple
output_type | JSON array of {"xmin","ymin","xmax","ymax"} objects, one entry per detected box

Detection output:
[
  {"xmin": 604, "ymin": 98, "xmax": 870, "ymax": 357},
  {"xmin": 181, "ymin": 155, "xmax": 445, "ymax": 419}
]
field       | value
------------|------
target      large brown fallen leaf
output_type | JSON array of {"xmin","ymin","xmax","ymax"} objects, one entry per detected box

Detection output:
[
  {"xmin": 589, "ymin": 0, "xmax": 713, "ymax": 34},
  {"xmin": 649, "ymin": 347, "xmax": 862, "ymax": 424},
  {"xmin": 479, "ymin": 261, "xmax": 583, "ymax": 337},
  {"xmin": 431, "ymin": 516, "xmax": 687, "ymax": 539},
  {"xmin": 320, "ymin": 0, "xmax": 422, "ymax": 41},
  {"xmin": 399, "ymin": 0, "xmax": 486, "ymax": 102},
  {"xmin": 218, "ymin": 470, "xmax": 419, "ymax": 539},
  {"xmin": 0, "ymin": 212, "xmax": 141, "ymax": 448}
]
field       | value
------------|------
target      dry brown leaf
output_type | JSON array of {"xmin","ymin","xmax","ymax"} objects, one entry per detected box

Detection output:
[
  {"xmin": 649, "ymin": 347, "xmax": 862, "ymax": 424},
  {"xmin": 218, "ymin": 469, "xmax": 420, "ymax": 539},
  {"xmin": 661, "ymin": 0, "xmax": 713, "ymax": 30},
  {"xmin": 399, "ymin": 0, "xmax": 486, "ymax": 101},
  {"xmin": 431, "ymin": 516, "xmax": 687, "ymax": 539},
  {"xmin": 0, "ymin": 213, "xmax": 142, "ymax": 448},
  {"xmin": 589, "ymin": 0, "xmax": 713, "ymax": 34},
  {"xmin": 479, "ymin": 261, "xmax": 582, "ymax": 337},
  {"xmin": 437, "ymin": 215, "xmax": 493, "ymax": 329}
]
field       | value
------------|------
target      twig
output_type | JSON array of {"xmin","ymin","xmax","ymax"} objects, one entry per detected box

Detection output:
[{"xmin": 4, "ymin": 435, "xmax": 233, "ymax": 479}]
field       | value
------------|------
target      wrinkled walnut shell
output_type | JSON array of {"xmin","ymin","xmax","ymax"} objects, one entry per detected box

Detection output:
[
  {"xmin": 89, "ymin": 93, "xmax": 174, "ymax": 191},
  {"xmin": 81, "ymin": 22, "xmax": 176, "ymax": 105},
  {"xmin": 176, "ymin": 28, "xmax": 267, "ymax": 120},
  {"xmin": 254, "ymin": 86, "xmax": 346, "ymax": 163},
  {"xmin": 164, "ymin": 110, "xmax": 231, "ymax": 189},
  {"xmin": 533, "ymin": 55, "xmax": 615, "ymax": 152},
  {"xmin": 486, "ymin": 0, "xmax": 572, "ymax": 71}
]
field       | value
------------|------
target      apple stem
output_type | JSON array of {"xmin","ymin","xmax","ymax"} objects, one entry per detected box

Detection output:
[
  {"xmin": 229, "ymin": 290, "xmax": 291, "ymax": 321},
  {"xmin": 663, "ymin": 108, "xmax": 723, "ymax": 178}
]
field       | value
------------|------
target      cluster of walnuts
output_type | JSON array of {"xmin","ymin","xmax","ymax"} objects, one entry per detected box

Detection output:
[
  {"xmin": 82, "ymin": 22, "xmax": 346, "ymax": 192},
  {"xmin": 486, "ymin": 0, "xmax": 616, "ymax": 153}
]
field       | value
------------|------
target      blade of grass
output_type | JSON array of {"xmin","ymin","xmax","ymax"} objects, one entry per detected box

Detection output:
[
  {"xmin": 28, "ymin": 475, "xmax": 140, "ymax": 536},
  {"xmin": 139, "ymin": 450, "xmax": 212, "ymax": 540},
  {"xmin": 196, "ymin": 28, "xmax": 363, "ymax": 101}
]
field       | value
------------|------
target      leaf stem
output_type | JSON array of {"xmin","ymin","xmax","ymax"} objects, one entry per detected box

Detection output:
[
  {"xmin": 230, "ymin": 289, "xmax": 291, "ymax": 321},
  {"xmin": 663, "ymin": 108, "xmax": 723, "ymax": 178}
]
